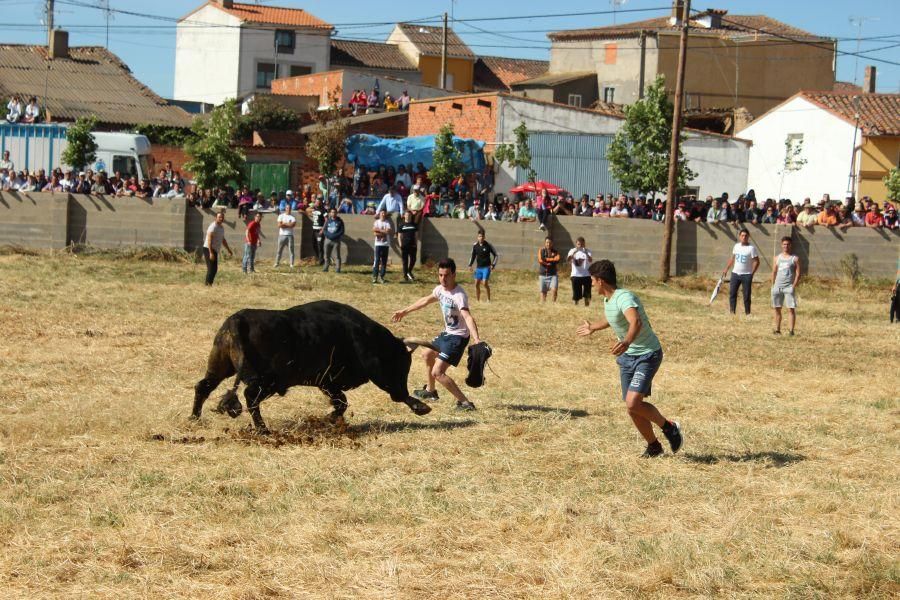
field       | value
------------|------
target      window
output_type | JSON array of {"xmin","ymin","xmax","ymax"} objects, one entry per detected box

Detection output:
[
  {"xmin": 256, "ymin": 63, "xmax": 275, "ymax": 89},
  {"xmin": 567, "ymin": 94, "xmax": 582, "ymax": 108},
  {"xmin": 604, "ymin": 43, "xmax": 617, "ymax": 65},
  {"xmin": 784, "ymin": 133, "xmax": 805, "ymax": 170},
  {"xmin": 113, "ymin": 155, "xmax": 137, "ymax": 179},
  {"xmin": 603, "ymin": 87, "xmax": 615, "ymax": 103},
  {"xmin": 274, "ymin": 30, "xmax": 295, "ymax": 52},
  {"xmin": 289, "ymin": 65, "xmax": 312, "ymax": 77},
  {"xmin": 684, "ymin": 93, "xmax": 701, "ymax": 109}
]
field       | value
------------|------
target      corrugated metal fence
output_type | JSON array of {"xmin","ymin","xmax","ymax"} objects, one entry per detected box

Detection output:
[
  {"xmin": 516, "ymin": 132, "xmax": 622, "ymax": 198},
  {"xmin": 0, "ymin": 123, "xmax": 68, "ymax": 173}
]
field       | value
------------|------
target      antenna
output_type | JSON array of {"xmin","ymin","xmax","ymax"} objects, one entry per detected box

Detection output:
[
  {"xmin": 610, "ymin": 0, "xmax": 627, "ymax": 25},
  {"xmin": 848, "ymin": 16, "xmax": 878, "ymax": 86},
  {"xmin": 99, "ymin": 0, "xmax": 115, "ymax": 49}
]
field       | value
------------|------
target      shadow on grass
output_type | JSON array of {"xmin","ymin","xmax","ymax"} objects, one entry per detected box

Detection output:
[
  {"xmin": 348, "ymin": 419, "xmax": 479, "ymax": 435},
  {"xmin": 682, "ymin": 451, "xmax": 806, "ymax": 468},
  {"xmin": 502, "ymin": 404, "xmax": 589, "ymax": 419}
]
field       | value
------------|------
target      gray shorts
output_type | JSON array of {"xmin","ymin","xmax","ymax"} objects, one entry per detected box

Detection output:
[
  {"xmin": 771, "ymin": 286, "xmax": 797, "ymax": 309},
  {"xmin": 539, "ymin": 275, "xmax": 558, "ymax": 293},
  {"xmin": 616, "ymin": 348, "xmax": 663, "ymax": 401}
]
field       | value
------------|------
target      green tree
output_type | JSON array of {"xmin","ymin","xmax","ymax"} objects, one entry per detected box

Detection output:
[
  {"xmin": 134, "ymin": 124, "xmax": 197, "ymax": 147},
  {"xmin": 494, "ymin": 121, "xmax": 535, "ymax": 182},
  {"xmin": 883, "ymin": 167, "xmax": 900, "ymax": 202},
  {"xmin": 305, "ymin": 88, "xmax": 348, "ymax": 179},
  {"xmin": 430, "ymin": 123, "xmax": 464, "ymax": 187},
  {"xmin": 61, "ymin": 115, "xmax": 98, "ymax": 171},
  {"xmin": 607, "ymin": 76, "xmax": 695, "ymax": 197},
  {"xmin": 236, "ymin": 94, "xmax": 302, "ymax": 140},
  {"xmin": 183, "ymin": 99, "xmax": 245, "ymax": 189}
]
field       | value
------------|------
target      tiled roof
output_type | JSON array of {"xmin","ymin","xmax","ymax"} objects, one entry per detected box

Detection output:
[
  {"xmin": 396, "ymin": 23, "xmax": 475, "ymax": 59},
  {"xmin": 206, "ymin": 1, "xmax": 332, "ymax": 29},
  {"xmin": 0, "ymin": 45, "xmax": 192, "ymax": 128},
  {"xmin": 474, "ymin": 56, "xmax": 550, "ymax": 91},
  {"xmin": 510, "ymin": 70, "xmax": 595, "ymax": 87},
  {"xmin": 330, "ymin": 40, "xmax": 416, "ymax": 71},
  {"xmin": 589, "ymin": 99, "xmax": 625, "ymax": 118},
  {"xmin": 549, "ymin": 13, "xmax": 827, "ymax": 41},
  {"xmin": 801, "ymin": 91, "xmax": 900, "ymax": 137},
  {"xmin": 833, "ymin": 81, "xmax": 862, "ymax": 93}
]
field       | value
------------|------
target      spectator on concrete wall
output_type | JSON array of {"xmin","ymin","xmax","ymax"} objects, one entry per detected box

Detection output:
[
  {"xmin": 22, "ymin": 97, "xmax": 40, "ymax": 124},
  {"xmin": 6, "ymin": 95, "xmax": 23, "ymax": 122}
]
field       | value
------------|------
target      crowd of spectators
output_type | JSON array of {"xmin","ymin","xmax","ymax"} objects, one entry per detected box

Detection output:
[{"xmin": 348, "ymin": 89, "xmax": 411, "ymax": 115}]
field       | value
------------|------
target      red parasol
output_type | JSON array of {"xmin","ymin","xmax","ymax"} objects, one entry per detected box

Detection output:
[{"xmin": 508, "ymin": 180, "xmax": 568, "ymax": 195}]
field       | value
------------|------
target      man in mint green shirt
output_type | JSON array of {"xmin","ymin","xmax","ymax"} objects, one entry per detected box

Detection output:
[{"xmin": 577, "ymin": 259, "xmax": 683, "ymax": 458}]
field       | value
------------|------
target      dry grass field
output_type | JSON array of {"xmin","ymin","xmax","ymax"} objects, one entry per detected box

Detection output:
[{"xmin": 0, "ymin": 247, "xmax": 897, "ymax": 599}]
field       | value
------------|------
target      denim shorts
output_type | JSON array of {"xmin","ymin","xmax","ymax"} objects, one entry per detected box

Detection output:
[
  {"xmin": 432, "ymin": 332, "xmax": 470, "ymax": 367},
  {"xmin": 474, "ymin": 266, "xmax": 491, "ymax": 281},
  {"xmin": 616, "ymin": 348, "xmax": 663, "ymax": 400},
  {"xmin": 539, "ymin": 275, "xmax": 558, "ymax": 293}
]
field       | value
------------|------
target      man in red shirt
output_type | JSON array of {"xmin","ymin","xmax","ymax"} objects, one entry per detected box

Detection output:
[
  {"xmin": 865, "ymin": 205, "xmax": 884, "ymax": 228},
  {"xmin": 242, "ymin": 212, "xmax": 262, "ymax": 274}
]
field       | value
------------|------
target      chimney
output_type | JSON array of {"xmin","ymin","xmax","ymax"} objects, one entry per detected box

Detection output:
[
  {"xmin": 215, "ymin": 0, "xmax": 234, "ymax": 8},
  {"xmin": 863, "ymin": 66, "xmax": 876, "ymax": 94},
  {"xmin": 49, "ymin": 29, "xmax": 69, "ymax": 60},
  {"xmin": 670, "ymin": 0, "xmax": 685, "ymax": 26}
]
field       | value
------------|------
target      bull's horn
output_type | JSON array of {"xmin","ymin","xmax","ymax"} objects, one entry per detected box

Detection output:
[{"xmin": 403, "ymin": 337, "xmax": 438, "ymax": 352}]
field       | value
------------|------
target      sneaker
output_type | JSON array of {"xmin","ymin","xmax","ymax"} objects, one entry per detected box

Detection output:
[
  {"xmin": 323, "ymin": 267, "xmax": 329, "ymax": 272},
  {"xmin": 773, "ymin": 329, "xmax": 781, "ymax": 335},
  {"xmin": 788, "ymin": 330, "xmax": 795, "ymax": 336},
  {"xmin": 539, "ymin": 223, "xmax": 546, "ymax": 231},
  {"xmin": 455, "ymin": 400, "xmax": 476, "ymax": 411},
  {"xmin": 336, "ymin": 268, "xmax": 341, "ymax": 273},
  {"xmin": 406, "ymin": 272, "xmax": 414, "ymax": 282},
  {"xmin": 413, "ymin": 386, "xmax": 439, "ymax": 401},
  {"xmin": 372, "ymin": 277, "xmax": 378, "ymax": 284},
  {"xmin": 642, "ymin": 441, "xmax": 664, "ymax": 458},
  {"xmin": 662, "ymin": 421, "xmax": 683, "ymax": 454},
  {"xmin": 379, "ymin": 276, "xmax": 386, "ymax": 284}
]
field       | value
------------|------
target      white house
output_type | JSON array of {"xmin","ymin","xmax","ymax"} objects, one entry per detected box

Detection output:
[
  {"xmin": 741, "ymin": 93, "xmax": 858, "ymax": 203},
  {"xmin": 174, "ymin": 0, "xmax": 333, "ymax": 106}
]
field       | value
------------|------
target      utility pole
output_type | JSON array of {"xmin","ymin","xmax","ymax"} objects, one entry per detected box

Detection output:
[
  {"xmin": 638, "ymin": 31, "xmax": 646, "ymax": 99},
  {"xmin": 46, "ymin": 0, "xmax": 54, "ymax": 45},
  {"xmin": 846, "ymin": 95, "xmax": 861, "ymax": 198},
  {"xmin": 440, "ymin": 12, "xmax": 448, "ymax": 90},
  {"xmin": 659, "ymin": 0, "xmax": 690, "ymax": 282}
]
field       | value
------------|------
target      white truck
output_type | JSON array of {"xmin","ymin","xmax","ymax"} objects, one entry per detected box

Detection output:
[{"xmin": 0, "ymin": 123, "xmax": 153, "ymax": 180}]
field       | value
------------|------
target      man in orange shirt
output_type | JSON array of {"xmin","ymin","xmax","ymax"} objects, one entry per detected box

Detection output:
[
  {"xmin": 865, "ymin": 205, "xmax": 884, "ymax": 228},
  {"xmin": 817, "ymin": 203, "xmax": 839, "ymax": 227}
]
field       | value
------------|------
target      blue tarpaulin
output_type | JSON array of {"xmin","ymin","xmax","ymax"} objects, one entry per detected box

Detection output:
[{"xmin": 345, "ymin": 134, "xmax": 486, "ymax": 173}]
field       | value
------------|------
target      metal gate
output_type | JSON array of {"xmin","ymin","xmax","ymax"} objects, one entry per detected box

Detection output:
[
  {"xmin": 247, "ymin": 162, "xmax": 290, "ymax": 194},
  {"xmin": 516, "ymin": 132, "xmax": 621, "ymax": 198}
]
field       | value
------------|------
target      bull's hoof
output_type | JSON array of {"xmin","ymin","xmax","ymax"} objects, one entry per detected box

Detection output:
[
  {"xmin": 215, "ymin": 390, "xmax": 243, "ymax": 418},
  {"xmin": 328, "ymin": 412, "xmax": 346, "ymax": 425},
  {"xmin": 406, "ymin": 398, "xmax": 432, "ymax": 416},
  {"xmin": 255, "ymin": 426, "xmax": 271, "ymax": 436}
]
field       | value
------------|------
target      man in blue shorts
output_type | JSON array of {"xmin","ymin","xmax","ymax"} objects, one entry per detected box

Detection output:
[
  {"xmin": 577, "ymin": 259, "xmax": 683, "ymax": 457},
  {"xmin": 468, "ymin": 231, "xmax": 499, "ymax": 302},
  {"xmin": 392, "ymin": 258, "xmax": 482, "ymax": 410}
]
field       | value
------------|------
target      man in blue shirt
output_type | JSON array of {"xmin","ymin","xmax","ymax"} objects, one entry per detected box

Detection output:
[
  {"xmin": 577, "ymin": 259, "xmax": 683, "ymax": 458},
  {"xmin": 376, "ymin": 185, "xmax": 405, "ymax": 216}
]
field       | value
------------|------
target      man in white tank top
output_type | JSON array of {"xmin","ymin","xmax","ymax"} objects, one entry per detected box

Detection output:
[{"xmin": 770, "ymin": 236, "xmax": 801, "ymax": 335}]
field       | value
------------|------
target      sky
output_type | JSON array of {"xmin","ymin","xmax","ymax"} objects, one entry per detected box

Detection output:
[{"xmin": 3, "ymin": 0, "xmax": 898, "ymax": 98}]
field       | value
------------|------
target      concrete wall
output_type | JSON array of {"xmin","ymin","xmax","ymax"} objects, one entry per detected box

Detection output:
[
  {"xmin": 682, "ymin": 134, "xmax": 750, "ymax": 201},
  {"xmin": 174, "ymin": 6, "xmax": 241, "ymax": 105},
  {"xmin": 550, "ymin": 37, "xmax": 652, "ymax": 106},
  {"xmin": 2, "ymin": 194, "xmax": 897, "ymax": 278},
  {"xmin": 0, "ymin": 192, "xmax": 68, "ymax": 248},
  {"xmin": 742, "ymin": 96, "xmax": 855, "ymax": 202}
]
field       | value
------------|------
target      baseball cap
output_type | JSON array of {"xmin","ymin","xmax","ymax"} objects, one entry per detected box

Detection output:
[{"xmin": 285, "ymin": 190, "xmax": 294, "ymax": 196}]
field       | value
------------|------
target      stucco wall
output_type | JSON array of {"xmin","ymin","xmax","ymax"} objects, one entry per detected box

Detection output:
[
  {"xmin": 550, "ymin": 37, "xmax": 651, "ymax": 106},
  {"xmin": 417, "ymin": 56, "xmax": 474, "ymax": 93},
  {"xmin": 174, "ymin": 6, "xmax": 241, "ymax": 105},
  {"xmin": 742, "ymin": 96, "xmax": 856, "ymax": 202},
  {"xmin": 682, "ymin": 134, "xmax": 750, "ymax": 201},
  {"xmin": 238, "ymin": 28, "xmax": 331, "ymax": 99},
  {"xmin": 859, "ymin": 136, "xmax": 900, "ymax": 201}
]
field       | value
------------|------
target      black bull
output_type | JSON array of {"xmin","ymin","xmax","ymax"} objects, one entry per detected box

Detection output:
[{"xmin": 192, "ymin": 300, "xmax": 435, "ymax": 433}]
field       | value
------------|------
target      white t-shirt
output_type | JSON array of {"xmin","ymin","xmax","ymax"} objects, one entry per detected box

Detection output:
[
  {"xmin": 731, "ymin": 242, "xmax": 759, "ymax": 275},
  {"xmin": 432, "ymin": 284, "xmax": 470, "ymax": 337},
  {"xmin": 373, "ymin": 218, "xmax": 392, "ymax": 247},
  {"xmin": 567, "ymin": 247, "xmax": 593, "ymax": 278},
  {"xmin": 277, "ymin": 213, "xmax": 296, "ymax": 236},
  {"xmin": 204, "ymin": 222, "xmax": 224, "ymax": 251}
]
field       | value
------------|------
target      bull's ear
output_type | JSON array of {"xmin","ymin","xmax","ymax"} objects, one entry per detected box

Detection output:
[{"xmin": 403, "ymin": 337, "xmax": 438, "ymax": 353}]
